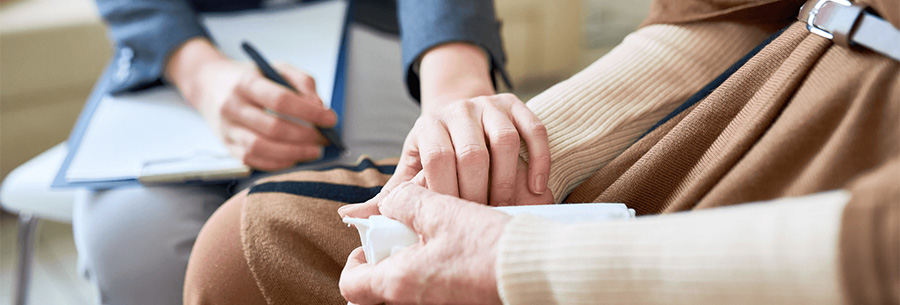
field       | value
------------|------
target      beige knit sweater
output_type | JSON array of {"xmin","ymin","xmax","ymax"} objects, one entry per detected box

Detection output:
[
  {"xmin": 521, "ymin": 23, "xmax": 770, "ymax": 203},
  {"xmin": 497, "ymin": 191, "xmax": 848, "ymax": 304},
  {"xmin": 500, "ymin": 18, "xmax": 895, "ymax": 304}
]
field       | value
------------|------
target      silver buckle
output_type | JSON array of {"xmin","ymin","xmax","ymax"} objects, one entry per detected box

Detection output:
[{"xmin": 804, "ymin": 0, "xmax": 852, "ymax": 39}]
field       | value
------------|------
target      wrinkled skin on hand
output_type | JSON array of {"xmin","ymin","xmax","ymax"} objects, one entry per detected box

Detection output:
[{"xmin": 339, "ymin": 181, "xmax": 510, "ymax": 305}]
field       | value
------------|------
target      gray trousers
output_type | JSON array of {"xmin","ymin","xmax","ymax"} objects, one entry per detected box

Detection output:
[{"xmin": 72, "ymin": 25, "xmax": 420, "ymax": 305}]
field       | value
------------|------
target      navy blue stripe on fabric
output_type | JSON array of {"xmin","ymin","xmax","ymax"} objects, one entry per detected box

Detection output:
[
  {"xmin": 248, "ymin": 181, "xmax": 383, "ymax": 203},
  {"xmin": 315, "ymin": 158, "xmax": 396, "ymax": 175},
  {"xmin": 637, "ymin": 25, "xmax": 790, "ymax": 140}
]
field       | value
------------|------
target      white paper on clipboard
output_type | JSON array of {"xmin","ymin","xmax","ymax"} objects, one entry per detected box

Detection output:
[
  {"xmin": 62, "ymin": 0, "xmax": 346, "ymax": 184},
  {"xmin": 64, "ymin": 88, "xmax": 252, "ymax": 183},
  {"xmin": 202, "ymin": 0, "xmax": 346, "ymax": 108}
]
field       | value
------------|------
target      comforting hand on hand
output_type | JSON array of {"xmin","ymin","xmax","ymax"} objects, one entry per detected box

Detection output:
[
  {"xmin": 338, "ymin": 181, "xmax": 509, "ymax": 305},
  {"xmin": 386, "ymin": 93, "xmax": 553, "ymax": 206},
  {"xmin": 378, "ymin": 42, "xmax": 553, "ymax": 206},
  {"xmin": 167, "ymin": 38, "xmax": 337, "ymax": 171}
]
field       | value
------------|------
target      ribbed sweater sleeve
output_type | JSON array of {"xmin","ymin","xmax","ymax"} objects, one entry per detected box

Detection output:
[
  {"xmin": 522, "ymin": 23, "xmax": 771, "ymax": 203},
  {"xmin": 496, "ymin": 191, "xmax": 849, "ymax": 304}
]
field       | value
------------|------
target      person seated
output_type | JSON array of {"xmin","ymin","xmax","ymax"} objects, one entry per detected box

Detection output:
[
  {"xmin": 185, "ymin": 0, "xmax": 899, "ymax": 304},
  {"xmin": 76, "ymin": 0, "xmax": 532, "ymax": 303}
]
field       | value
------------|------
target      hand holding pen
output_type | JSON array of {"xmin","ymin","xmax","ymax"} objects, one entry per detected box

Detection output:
[
  {"xmin": 166, "ymin": 37, "xmax": 339, "ymax": 171},
  {"xmin": 242, "ymin": 41, "xmax": 347, "ymax": 152}
]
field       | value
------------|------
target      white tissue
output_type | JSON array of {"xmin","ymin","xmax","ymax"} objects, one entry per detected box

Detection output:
[
  {"xmin": 343, "ymin": 203, "xmax": 635, "ymax": 264},
  {"xmin": 343, "ymin": 215, "xmax": 418, "ymax": 264}
]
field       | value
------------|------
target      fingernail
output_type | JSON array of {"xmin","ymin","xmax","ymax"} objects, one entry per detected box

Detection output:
[
  {"xmin": 337, "ymin": 204, "xmax": 352, "ymax": 215},
  {"xmin": 533, "ymin": 174, "xmax": 546, "ymax": 194}
]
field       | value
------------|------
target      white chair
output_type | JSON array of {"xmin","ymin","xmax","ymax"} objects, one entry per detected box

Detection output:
[{"xmin": 0, "ymin": 143, "xmax": 82, "ymax": 305}]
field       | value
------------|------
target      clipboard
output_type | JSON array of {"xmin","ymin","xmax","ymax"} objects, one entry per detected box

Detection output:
[{"xmin": 52, "ymin": 0, "xmax": 352, "ymax": 189}]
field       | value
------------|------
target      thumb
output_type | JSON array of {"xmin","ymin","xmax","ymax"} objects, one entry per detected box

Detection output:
[
  {"xmin": 378, "ymin": 182, "xmax": 468, "ymax": 238},
  {"xmin": 338, "ymin": 191, "xmax": 385, "ymax": 219},
  {"xmin": 411, "ymin": 170, "xmax": 427, "ymax": 187}
]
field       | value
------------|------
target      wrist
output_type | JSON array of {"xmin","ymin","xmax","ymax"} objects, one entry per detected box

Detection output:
[
  {"xmin": 165, "ymin": 37, "xmax": 229, "ymax": 107},
  {"xmin": 418, "ymin": 42, "xmax": 495, "ymax": 114}
]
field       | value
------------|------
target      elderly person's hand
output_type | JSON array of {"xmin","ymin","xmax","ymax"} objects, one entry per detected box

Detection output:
[
  {"xmin": 338, "ymin": 182, "xmax": 509, "ymax": 305},
  {"xmin": 342, "ymin": 152, "xmax": 553, "ymax": 222}
]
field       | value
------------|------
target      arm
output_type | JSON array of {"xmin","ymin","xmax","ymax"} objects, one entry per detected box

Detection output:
[
  {"xmin": 339, "ymin": 180, "xmax": 897, "ymax": 305},
  {"xmin": 417, "ymin": 43, "xmax": 495, "ymax": 112},
  {"xmin": 97, "ymin": 0, "xmax": 336, "ymax": 170},
  {"xmin": 396, "ymin": 0, "xmax": 509, "ymax": 102},
  {"xmin": 499, "ymin": 158, "xmax": 900, "ymax": 304},
  {"xmin": 522, "ymin": 22, "xmax": 772, "ymax": 202},
  {"xmin": 386, "ymin": 0, "xmax": 552, "ymax": 205},
  {"xmin": 497, "ymin": 191, "xmax": 848, "ymax": 304},
  {"xmin": 96, "ymin": 0, "xmax": 209, "ymax": 92}
]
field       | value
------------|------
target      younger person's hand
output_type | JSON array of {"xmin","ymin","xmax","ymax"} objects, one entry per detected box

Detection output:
[
  {"xmin": 167, "ymin": 38, "xmax": 337, "ymax": 171},
  {"xmin": 342, "ymin": 154, "xmax": 554, "ymax": 222},
  {"xmin": 386, "ymin": 93, "xmax": 551, "ymax": 206},
  {"xmin": 381, "ymin": 42, "xmax": 551, "ymax": 205}
]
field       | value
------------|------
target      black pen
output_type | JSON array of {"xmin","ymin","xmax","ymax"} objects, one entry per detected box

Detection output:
[{"xmin": 241, "ymin": 41, "xmax": 347, "ymax": 152}]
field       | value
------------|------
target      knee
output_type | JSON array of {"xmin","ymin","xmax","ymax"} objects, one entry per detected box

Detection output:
[
  {"xmin": 75, "ymin": 188, "xmax": 212, "ymax": 271},
  {"xmin": 73, "ymin": 186, "xmax": 224, "ymax": 303},
  {"xmin": 185, "ymin": 190, "xmax": 266, "ymax": 305}
]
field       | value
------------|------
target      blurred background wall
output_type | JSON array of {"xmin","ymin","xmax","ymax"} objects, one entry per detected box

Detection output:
[
  {"xmin": 497, "ymin": 0, "xmax": 652, "ymax": 98},
  {"xmin": 0, "ymin": 0, "xmax": 652, "ymax": 181},
  {"xmin": 0, "ymin": 0, "xmax": 112, "ymax": 181}
]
